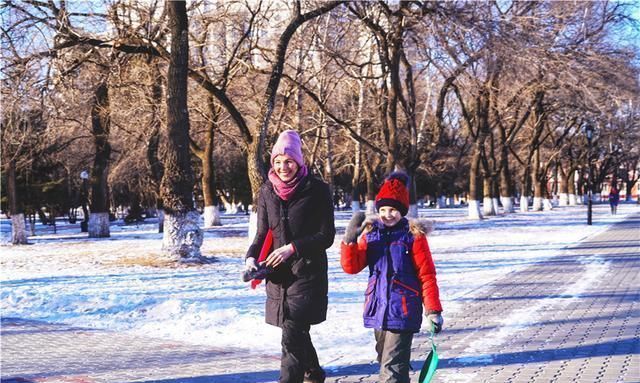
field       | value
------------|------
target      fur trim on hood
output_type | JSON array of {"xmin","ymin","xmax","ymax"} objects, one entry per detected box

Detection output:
[{"xmin": 409, "ymin": 218, "xmax": 434, "ymax": 236}]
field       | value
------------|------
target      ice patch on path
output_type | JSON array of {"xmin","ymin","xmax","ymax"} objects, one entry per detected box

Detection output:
[
  {"xmin": 572, "ymin": 255, "xmax": 610, "ymax": 299},
  {"xmin": 453, "ymin": 254, "xmax": 609, "ymax": 370}
]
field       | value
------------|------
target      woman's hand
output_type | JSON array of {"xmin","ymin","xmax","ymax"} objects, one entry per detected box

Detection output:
[{"xmin": 265, "ymin": 244, "xmax": 295, "ymax": 268}]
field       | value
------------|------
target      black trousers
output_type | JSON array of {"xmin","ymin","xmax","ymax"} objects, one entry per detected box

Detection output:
[{"xmin": 280, "ymin": 319, "xmax": 321, "ymax": 383}]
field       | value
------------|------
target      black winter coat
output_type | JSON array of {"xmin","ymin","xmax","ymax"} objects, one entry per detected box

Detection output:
[{"xmin": 246, "ymin": 175, "xmax": 335, "ymax": 327}]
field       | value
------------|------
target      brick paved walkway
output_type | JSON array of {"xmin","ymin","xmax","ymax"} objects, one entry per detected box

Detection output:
[{"xmin": 2, "ymin": 213, "xmax": 639, "ymax": 383}]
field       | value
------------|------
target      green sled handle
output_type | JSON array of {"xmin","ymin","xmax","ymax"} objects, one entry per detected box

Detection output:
[{"xmin": 418, "ymin": 322, "xmax": 439, "ymax": 383}]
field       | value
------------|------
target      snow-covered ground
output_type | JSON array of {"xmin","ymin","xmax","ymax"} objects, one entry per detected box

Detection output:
[{"xmin": 1, "ymin": 202, "xmax": 636, "ymax": 370}]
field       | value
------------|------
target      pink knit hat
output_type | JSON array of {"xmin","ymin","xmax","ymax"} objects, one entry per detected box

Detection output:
[{"xmin": 270, "ymin": 130, "xmax": 305, "ymax": 167}]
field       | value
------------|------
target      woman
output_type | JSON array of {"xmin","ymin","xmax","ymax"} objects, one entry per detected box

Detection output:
[
  {"xmin": 244, "ymin": 130, "xmax": 335, "ymax": 383},
  {"xmin": 609, "ymin": 185, "xmax": 620, "ymax": 215}
]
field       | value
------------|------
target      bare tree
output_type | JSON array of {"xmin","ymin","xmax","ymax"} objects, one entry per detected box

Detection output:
[{"xmin": 160, "ymin": 1, "xmax": 203, "ymax": 261}]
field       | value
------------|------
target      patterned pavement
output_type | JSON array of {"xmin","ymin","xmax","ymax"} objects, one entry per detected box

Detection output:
[{"xmin": 2, "ymin": 213, "xmax": 639, "ymax": 383}]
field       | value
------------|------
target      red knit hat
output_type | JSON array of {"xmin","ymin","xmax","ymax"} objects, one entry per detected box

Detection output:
[{"xmin": 375, "ymin": 172, "xmax": 410, "ymax": 216}]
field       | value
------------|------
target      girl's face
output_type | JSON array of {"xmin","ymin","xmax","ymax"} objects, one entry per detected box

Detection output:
[
  {"xmin": 273, "ymin": 154, "xmax": 300, "ymax": 182},
  {"xmin": 378, "ymin": 206, "xmax": 402, "ymax": 227}
]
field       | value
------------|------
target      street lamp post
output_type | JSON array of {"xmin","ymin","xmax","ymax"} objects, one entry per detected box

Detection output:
[
  {"xmin": 585, "ymin": 124, "xmax": 594, "ymax": 225},
  {"xmin": 80, "ymin": 170, "xmax": 89, "ymax": 232}
]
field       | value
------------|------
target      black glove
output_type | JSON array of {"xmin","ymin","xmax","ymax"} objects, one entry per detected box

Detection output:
[
  {"xmin": 242, "ymin": 262, "xmax": 273, "ymax": 282},
  {"xmin": 343, "ymin": 211, "xmax": 366, "ymax": 244},
  {"xmin": 242, "ymin": 258, "xmax": 272, "ymax": 282}
]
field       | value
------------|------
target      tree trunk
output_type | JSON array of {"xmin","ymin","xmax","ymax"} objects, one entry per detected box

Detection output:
[
  {"xmin": 531, "ymin": 148, "xmax": 541, "ymax": 211},
  {"xmin": 558, "ymin": 162, "xmax": 569, "ymax": 206},
  {"xmin": 324, "ymin": 121, "xmax": 335, "ymax": 195},
  {"xmin": 468, "ymin": 145, "xmax": 483, "ymax": 220},
  {"xmin": 147, "ymin": 61, "xmax": 165, "ymax": 233},
  {"xmin": 161, "ymin": 1, "xmax": 203, "ymax": 261},
  {"xmin": 625, "ymin": 182, "xmax": 636, "ymax": 202},
  {"xmin": 532, "ymin": 182, "xmax": 544, "ymax": 211},
  {"xmin": 482, "ymin": 177, "xmax": 496, "ymax": 216},
  {"xmin": 498, "ymin": 127, "xmax": 514, "ymax": 213},
  {"xmin": 407, "ymin": 174, "xmax": 418, "ymax": 218},
  {"xmin": 351, "ymin": 78, "xmax": 365, "ymax": 213},
  {"xmin": 202, "ymin": 98, "xmax": 221, "ymax": 228},
  {"xmin": 519, "ymin": 164, "xmax": 532, "ymax": 212},
  {"xmin": 7, "ymin": 159, "xmax": 27, "ymax": 244},
  {"xmin": 492, "ymin": 178, "xmax": 500, "ymax": 214},
  {"xmin": 363, "ymin": 153, "xmax": 377, "ymax": 215},
  {"xmin": 568, "ymin": 168, "xmax": 578, "ymax": 205},
  {"xmin": 350, "ymin": 147, "xmax": 362, "ymax": 212},
  {"xmin": 622, "ymin": 162, "xmax": 638, "ymax": 201},
  {"xmin": 531, "ymin": 148, "xmax": 547, "ymax": 211},
  {"xmin": 89, "ymin": 82, "xmax": 111, "ymax": 238}
]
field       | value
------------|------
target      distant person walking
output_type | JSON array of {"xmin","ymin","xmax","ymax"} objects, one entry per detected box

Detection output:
[
  {"xmin": 243, "ymin": 130, "xmax": 335, "ymax": 383},
  {"xmin": 340, "ymin": 172, "xmax": 443, "ymax": 383},
  {"xmin": 609, "ymin": 186, "xmax": 620, "ymax": 215}
]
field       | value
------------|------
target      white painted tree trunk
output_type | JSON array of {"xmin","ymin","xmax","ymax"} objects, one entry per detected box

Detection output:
[
  {"xmin": 248, "ymin": 211, "xmax": 258, "ymax": 241},
  {"xmin": 483, "ymin": 196, "xmax": 495, "ymax": 216},
  {"xmin": 520, "ymin": 196, "xmax": 529, "ymax": 212},
  {"xmin": 351, "ymin": 201, "xmax": 361, "ymax": 213},
  {"xmin": 437, "ymin": 196, "xmax": 446, "ymax": 209},
  {"xmin": 88, "ymin": 212, "xmax": 110, "ymax": 238},
  {"xmin": 500, "ymin": 196, "xmax": 514, "ymax": 213},
  {"xmin": 492, "ymin": 198, "xmax": 500, "ymax": 214},
  {"xmin": 162, "ymin": 211, "xmax": 203, "ymax": 260},
  {"xmin": 203, "ymin": 205, "xmax": 222, "ymax": 227},
  {"xmin": 365, "ymin": 200, "xmax": 376, "ymax": 215},
  {"xmin": 11, "ymin": 213, "xmax": 27, "ymax": 244},
  {"xmin": 468, "ymin": 200, "xmax": 483, "ymax": 220},
  {"xmin": 558, "ymin": 193, "xmax": 569, "ymax": 206},
  {"xmin": 408, "ymin": 204, "xmax": 418, "ymax": 218},
  {"xmin": 532, "ymin": 197, "xmax": 543, "ymax": 211},
  {"xmin": 224, "ymin": 202, "xmax": 238, "ymax": 214},
  {"xmin": 543, "ymin": 198, "xmax": 553, "ymax": 211},
  {"xmin": 568, "ymin": 194, "xmax": 578, "ymax": 206}
]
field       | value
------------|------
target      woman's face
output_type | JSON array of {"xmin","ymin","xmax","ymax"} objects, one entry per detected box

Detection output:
[{"xmin": 273, "ymin": 154, "xmax": 300, "ymax": 182}]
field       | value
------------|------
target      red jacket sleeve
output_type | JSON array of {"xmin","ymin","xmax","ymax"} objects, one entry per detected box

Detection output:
[
  {"xmin": 411, "ymin": 234, "xmax": 442, "ymax": 313},
  {"xmin": 340, "ymin": 234, "xmax": 368, "ymax": 274}
]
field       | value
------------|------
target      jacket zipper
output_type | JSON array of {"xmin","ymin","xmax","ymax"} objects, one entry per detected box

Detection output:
[{"xmin": 393, "ymin": 279, "xmax": 420, "ymax": 296}]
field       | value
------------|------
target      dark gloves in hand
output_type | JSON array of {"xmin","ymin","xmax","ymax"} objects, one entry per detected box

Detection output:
[
  {"xmin": 343, "ymin": 211, "xmax": 366, "ymax": 244},
  {"xmin": 242, "ymin": 257, "xmax": 272, "ymax": 282},
  {"xmin": 426, "ymin": 313, "xmax": 443, "ymax": 334}
]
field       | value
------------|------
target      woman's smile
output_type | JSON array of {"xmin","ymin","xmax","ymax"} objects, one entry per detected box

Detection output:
[{"xmin": 273, "ymin": 155, "xmax": 300, "ymax": 182}]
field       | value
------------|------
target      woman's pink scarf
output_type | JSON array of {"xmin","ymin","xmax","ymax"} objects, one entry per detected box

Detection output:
[{"xmin": 268, "ymin": 165, "xmax": 308, "ymax": 201}]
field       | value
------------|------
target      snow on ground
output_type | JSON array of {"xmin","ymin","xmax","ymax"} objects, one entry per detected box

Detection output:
[
  {"xmin": 1, "ymin": 202, "xmax": 636, "ymax": 370},
  {"xmin": 454, "ymin": 253, "xmax": 611, "ymax": 366}
]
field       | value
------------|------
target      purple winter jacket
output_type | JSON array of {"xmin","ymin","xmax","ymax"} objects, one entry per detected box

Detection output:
[{"xmin": 363, "ymin": 218, "xmax": 424, "ymax": 333}]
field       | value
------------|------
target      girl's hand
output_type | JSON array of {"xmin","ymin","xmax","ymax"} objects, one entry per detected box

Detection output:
[{"xmin": 265, "ymin": 244, "xmax": 295, "ymax": 268}]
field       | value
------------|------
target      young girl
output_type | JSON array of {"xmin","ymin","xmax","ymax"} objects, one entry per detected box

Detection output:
[{"xmin": 341, "ymin": 172, "xmax": 443, "ymax": 383}]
